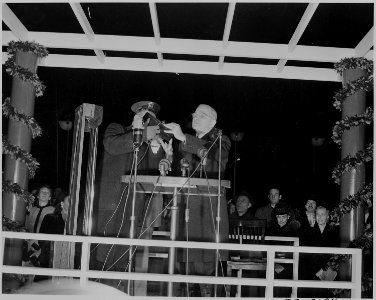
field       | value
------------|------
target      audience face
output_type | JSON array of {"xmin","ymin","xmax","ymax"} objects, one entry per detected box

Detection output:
[
  {"xmin": 236, "ymin": 195, "xmax": 251, "ymax": 215},
  {"xmin": 276, "ymin": 214, "xmax": 289, "ymax": 227},
  {"xmin": 38, "ymin": 187, "xmax": 52, "ymax": 206},
  {"xmin": 316, "ymin": 207, "xmax": 329, "ymax": 226},
  {"xmin": 305, "ymin": 199, "xmax": 317, "ymax": 213},
  {"xmin": 268, "ymin": 188, "xmax": 281, "ymax": 206}
]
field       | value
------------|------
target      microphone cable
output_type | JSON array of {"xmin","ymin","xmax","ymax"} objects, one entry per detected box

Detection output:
[
  {"xmin": 106, "ymin": 175, "xmax": 160, "ymax": 275},
  {"xmin": 90, "ymin": 155, "xmax": 135, "ymax": 257},
  {"xmin": 101, "ymin": 156, "xmax": 136, "ymax": 272},
  {"xmin": 202, "ymin": 167, "xmax": 228, "ymax": 295}
]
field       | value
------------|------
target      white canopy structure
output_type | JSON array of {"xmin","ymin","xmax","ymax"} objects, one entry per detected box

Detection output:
[{"xmin": 2, "ymin": 2, "xmax": 374, "ymax": 82}]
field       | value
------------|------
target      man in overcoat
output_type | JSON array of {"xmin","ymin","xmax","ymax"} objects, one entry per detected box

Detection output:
[{"xmin": 164, "ymin": 104, "xmax": 231, "ymax": 296}]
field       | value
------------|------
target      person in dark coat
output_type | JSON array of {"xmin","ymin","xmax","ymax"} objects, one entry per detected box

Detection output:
[
  {"xmin": 268, "ymin": 202, "xmax": 300, "ymax": 237},
  {"xmin": 29, "ymin": 194, "xmax": 69, "ymax": 282},
  {"xmin": 229, "ymin": 190, "xmax": 257, "ymax": 221},
  {"xmin": 266, "ymin": 202, "xmax": 300, "ymax": 298},
  {"xmin": 298, "ymin": 205, "xmax": 340, "ymax": 298},
  {"xmin": 93, "ymin": 101, "xmax": 173, "ymax": 293},
  {"xmin": 164, "ymin": 104, "xmax": 231, "ymax": 296}
]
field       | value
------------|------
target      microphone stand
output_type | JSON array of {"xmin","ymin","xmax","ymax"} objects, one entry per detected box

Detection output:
[
  {"xmin": 128, "ymin": 145, "xmax": 139, "ymax": 295},
  {"xmin": 214, "ymin": 130, "xmax": 222, "ymax": 297}
]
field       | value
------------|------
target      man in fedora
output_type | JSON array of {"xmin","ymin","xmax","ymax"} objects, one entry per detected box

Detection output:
[{"xmin": 93, "ymin": 101, "xmax": 173, "ymax": 294}]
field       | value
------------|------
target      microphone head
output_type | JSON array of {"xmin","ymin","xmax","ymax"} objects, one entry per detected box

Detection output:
[
  {"xmin": 197, "ymin": 147, "xmax": 208, "ymax": 159},
  {"xmin": 180, "ymin": 158, "xmax": 190, "ymax": 168},
  {"xmin": 159, "ymin": 158, "xmax": 171, "ymax": 176},
  {"xmin": 133, "ymin": 128, "xmax": 143, "ymax": 148}
]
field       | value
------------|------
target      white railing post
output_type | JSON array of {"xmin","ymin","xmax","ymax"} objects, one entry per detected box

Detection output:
[
  {"xmin": 80, "ymin": 240, "xmax": 90, "ymax": 287},
  {"xmin": 351, "ymin": 251, "xmax": 362, "ymax": 298},
  {"xmin": 0, "ymin": 236, "xmax": 5, "ymax": 293},
  {"xmin": 291, "ymin": 238, "xmax": 299, "ymax": 297},
  {"xmin": 265, "ymin": 249, "xmax": 275, "ymax": 298}
]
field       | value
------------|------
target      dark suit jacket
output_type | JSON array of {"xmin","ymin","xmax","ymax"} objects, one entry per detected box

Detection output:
[
  {"xmin": 94, "ymin": 122, "xmax": 167, "ymax": 266},
  {"xmin": 176, "ymin": 128, "xmax": 231, "ymax": 263}
]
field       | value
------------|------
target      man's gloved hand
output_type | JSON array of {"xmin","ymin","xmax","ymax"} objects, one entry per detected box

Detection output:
[
  {"xmin": 163, "ymin": 123, "xmax": 186, "ymax": 142},
  {"xmin": 132, "ymin": 110, "xmax": 149, "ymax": 129}
]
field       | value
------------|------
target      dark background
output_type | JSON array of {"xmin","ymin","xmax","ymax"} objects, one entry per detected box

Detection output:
[
  {"xmin": 2, "ymin": 2, "xmax": 374, "ymax": 211},
  {"xmin": 4, "ymin": 66, "xmax": 373, "ymax": 210}
]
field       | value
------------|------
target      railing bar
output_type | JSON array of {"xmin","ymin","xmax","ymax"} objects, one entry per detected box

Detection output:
[{"xmin": 0, "ymin": 232, "xmax": 362, "ymax": 255}]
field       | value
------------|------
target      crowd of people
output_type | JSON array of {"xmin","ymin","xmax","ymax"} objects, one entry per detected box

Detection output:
[{"xmin": 227, "ymin": 187, "xmax": 342, "ymax": 297}]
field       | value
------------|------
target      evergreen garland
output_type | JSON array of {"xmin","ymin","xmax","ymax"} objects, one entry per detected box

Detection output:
[
  {"xmin": 332, "ymin": 143, "xmax": 373, "ymax": 184},
  {"xmin": 333, "ymin": 58, "xmax": 373, "ymax": 110},
  {"xmin": 2, "ymin": 136, "xmax": 39, "ymax": 178},
  {"xmin": 2, "ymin": 41, "xmax": 47, "ymax": 232},
  {"xmin": 7, "ymin": 40, "xmax": 49, "ymax": 58},
  {"xmin": 2, "ymin": 215, "xmax": 28, "ymax": 232},
  {"xmin": 330, "ymin": 57, "xmax": 373, "ymax": 298},
  {"xmin": 330, "ymin": 183, "xmax": 373, "ymax": 225},
  {"xmin": 2, "ymin": 97, "xmax": 42, "ymax": 138},
  {"xmin": 2, "ymin": 180, "xmax": 35, "ymax": 209},
  {"xmin": 332, "ymin": 107, "xmax": 373, "ymax": 145}
]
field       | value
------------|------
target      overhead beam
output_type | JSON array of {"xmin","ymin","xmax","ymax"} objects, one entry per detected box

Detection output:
[
  {"xmin": 219, "ymin": 2, "xmax": 236, "ymax": 69},
  {"xmin": 277, "ymin": 3, "xmax": 319, "ymax": 72},
  {"xmin": 2, "ymin": 52, "xmax": 340, "ymax": 82},
  {"xmin": 69, "ymin": 2, "xmax": 105, "ymax": 63},
  {"xmin": 2, "ymin": 31, "xmax": 360, "ymax": 63},
  {"xmin": 149, "ymin": 1, "xmax": 163, "ymax": 66},
  {"xmin": 2, "ymin": 3, "xmax": 28, "ymax": 41},
  {"xmin": 355, "ymin": 27, "xmax": 373, "ymax": 57}
]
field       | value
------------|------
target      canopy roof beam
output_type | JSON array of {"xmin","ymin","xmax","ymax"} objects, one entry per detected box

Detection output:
[
  {"xmin": 355, "ymin": 27, "xmax": 374, "ymax": 57},
  {"xmin": 69, "ymin": 2, "xmax": 105, "ymax": 63},
  {"xmin": 149, "ymin": 1, "xmax": 163, "ymax": 66},
  {"xmin": 2, "ymin": 3, "xmax": 28, "ymax": 41},
  {"xmin": 277, "ymin": 3, "xmax": 319, "ymax": 72},
  {"xmin": 219, "ymin": 2, "xmax": 236, "ymax": 69},
  {"xmin": 1, "ymin": 52, "xmax": 340, "ymax": 82},
  {"xmin": 2, "ymin": 31, "xmax": 363, "ymax": 63}
]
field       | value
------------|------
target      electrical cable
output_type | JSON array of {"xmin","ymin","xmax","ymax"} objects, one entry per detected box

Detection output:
[{"xmin": 108, "ymin": 175, "xmax": 160, "ymax": 282}]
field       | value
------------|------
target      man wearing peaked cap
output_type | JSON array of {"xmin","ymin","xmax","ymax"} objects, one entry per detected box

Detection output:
[
  {"xmin": 93, "ymin": 100, "xmax": 173, "ymax": 295},
  {"xmin": 131, "ymin": 101, "xmax": 160, "ymax": 115}
]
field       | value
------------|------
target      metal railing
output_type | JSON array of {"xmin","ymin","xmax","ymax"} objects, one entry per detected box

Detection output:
[{"xmin": 1, "ymin": 231, "xmax": 362, "ymax": 298}]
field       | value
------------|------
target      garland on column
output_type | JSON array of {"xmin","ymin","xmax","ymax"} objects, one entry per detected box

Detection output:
[
  {"xmin": 328, "ymin": 57, "xmax": 373, "ymax": 298},
  {"xmin": 2, "ymin": 41, "xmax": 48, "ymax": 222}
]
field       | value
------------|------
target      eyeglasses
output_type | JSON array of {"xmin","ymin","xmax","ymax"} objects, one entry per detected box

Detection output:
[{"xmin": 192, "ymin": 112, "xmax": 211, "ymax": 119}]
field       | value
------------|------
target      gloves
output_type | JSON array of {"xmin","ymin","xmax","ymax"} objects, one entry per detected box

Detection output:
[{"xmin": 132, "ymin": 110, "xmax": 150, "ymax": 129}]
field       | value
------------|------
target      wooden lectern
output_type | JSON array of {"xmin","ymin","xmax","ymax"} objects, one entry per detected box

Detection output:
[{"xmin": 121, "ymin": 175, "xmax": 230, "ymax": 296}]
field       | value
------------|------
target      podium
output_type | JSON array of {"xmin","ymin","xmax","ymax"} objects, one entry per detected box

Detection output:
[{"xmin": 121, "ymin": 175, "xmax": 230, "ymax": 296}]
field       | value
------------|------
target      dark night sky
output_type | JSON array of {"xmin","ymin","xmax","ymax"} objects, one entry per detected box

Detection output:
[
  {"xmin": 4, "ymin": 65, "xmax": 372, "ymax": 210},
  {"xmin": 2, "ymin": 2, "xmax": 374, "ymax": 210}
]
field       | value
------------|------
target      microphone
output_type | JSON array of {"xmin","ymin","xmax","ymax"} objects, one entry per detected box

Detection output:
[
  {"xmin": 133, "ymin": 128, "xmax": 143, "ymax": 148},
  {"xmin": 197, "ymin": 147, "xmax": 208, "ymax": 166},
  {"xmin": 180, "ymin": 158, "xmax": 190, "ymax": 177},
  {"xmin": 159, "ymin": 158, "xmax": 171, "ymax": 176}
]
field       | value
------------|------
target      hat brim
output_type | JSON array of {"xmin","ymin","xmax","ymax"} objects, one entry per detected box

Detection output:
[{"xmin": 131, "ymin": 101, "xmax": 160, "ymax": 114}]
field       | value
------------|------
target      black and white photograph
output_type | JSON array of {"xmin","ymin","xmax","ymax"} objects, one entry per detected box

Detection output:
[{"xmin": 1, "ymin": 1, "xmax": 374, "ymax": 298}]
